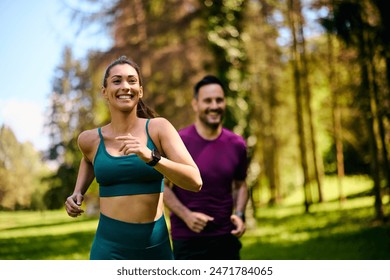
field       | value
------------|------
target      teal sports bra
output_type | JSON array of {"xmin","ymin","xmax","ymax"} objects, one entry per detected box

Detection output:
[{"xmin": 93, "ymin": 119, "xmax": 164, "ymax": 197}]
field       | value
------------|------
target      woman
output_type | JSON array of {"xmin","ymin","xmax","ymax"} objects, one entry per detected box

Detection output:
[{"xmin": 64, "ymin": 56, "xmax": 202, "ymax": 260}]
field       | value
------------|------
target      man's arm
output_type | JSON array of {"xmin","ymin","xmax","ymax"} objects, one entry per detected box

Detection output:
[
  {"xmin": 231, "ymin": 180, "xmax": 249, "ymax": 237},
  {"xmin": 164, "ymin": 183, "xmax": 214, "ymax": 233},
  {"xmin": 164, "ymin": 185, "xmax": 192, "ymax": 221},
  {"xmin": 233, "ymin": 180, "xmax": 249, "ymax": 218}
]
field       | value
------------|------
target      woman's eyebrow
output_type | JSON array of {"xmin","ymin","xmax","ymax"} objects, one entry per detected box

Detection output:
[{"xmin": 110, "ymin": 74, "xmax": 137, "ymax": 79}]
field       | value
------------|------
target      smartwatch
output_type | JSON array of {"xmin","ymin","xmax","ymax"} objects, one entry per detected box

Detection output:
[
  {"xmin": 235, "ymin": 211, "xmax": 246, "ymax": 222},
  {"xmin": 146, "ymin": 149, "xmax": 161, "ymax": 166}
]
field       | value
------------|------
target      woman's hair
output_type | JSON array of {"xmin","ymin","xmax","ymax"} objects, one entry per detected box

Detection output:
[{"xmin": 103, "ymin": 56, "xmax": 158, "ymax": 118}]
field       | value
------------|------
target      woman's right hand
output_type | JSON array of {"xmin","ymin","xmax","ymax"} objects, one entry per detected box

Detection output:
[{"xmin": 65, "ymin": 193, "xmax": 84, "ymax": 217}]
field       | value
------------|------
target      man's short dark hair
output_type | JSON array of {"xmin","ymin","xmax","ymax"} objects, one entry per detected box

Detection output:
[{"xmin": 193, "ymin": 75, "xmax": 225, "ymax": 99}]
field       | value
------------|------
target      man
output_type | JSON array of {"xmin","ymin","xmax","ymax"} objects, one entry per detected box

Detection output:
[{"xmin": 164, "ymin": 75, "xmax": 249, "ymax": 260}]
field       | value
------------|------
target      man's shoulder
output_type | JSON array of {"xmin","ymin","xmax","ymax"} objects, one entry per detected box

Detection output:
[
  {"xmin": 221, "ymin": 128, "xmax": 246, "ymax": 144},
  {"xmin": 178, "ymin": 124, "xmax": 195, "ymax": 136}
]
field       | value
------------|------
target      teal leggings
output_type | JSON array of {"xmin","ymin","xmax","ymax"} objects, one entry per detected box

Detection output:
[{"xmin": 90, "ymin": 213, "xmax": 174, "ymax": 260}]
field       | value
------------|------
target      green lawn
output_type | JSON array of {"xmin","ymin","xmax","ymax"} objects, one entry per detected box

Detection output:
[
  {"xmin": 0, "ymin": 210, "xmax": 97, "ymax": 259},
  {"xmin": 242, "ymin": 175, "xmax": 390, "ymax": 259},
  {"xmin": 0, "ymin": 175, "xmax": 389, "ymax": 260}
]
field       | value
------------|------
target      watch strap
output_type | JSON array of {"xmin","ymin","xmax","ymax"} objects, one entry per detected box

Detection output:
[
  {"xmin": 234, "ymin": 211, "xmax": 246, "ymax": 222},
  {"xmin": 146, "ymin": 149, "xmax": 161, "ymax": 166}
]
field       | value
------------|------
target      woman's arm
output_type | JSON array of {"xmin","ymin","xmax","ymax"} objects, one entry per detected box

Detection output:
[
  {"xmin": 116, "ymin": 118, "xmax": 202, "ymax": 192},
  {"xmin": 153, "ymin": 118, "xmax": 202, "ymax": 192},
  {"xmin": 64, "ymin": 130, "xmax": 96, "ymax": 217}
]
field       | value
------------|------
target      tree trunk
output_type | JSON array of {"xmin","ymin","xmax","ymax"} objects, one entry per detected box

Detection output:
[
  {"xmin": 368, "ymin": 42, "xmax": 390, "ymax": 199},
  {"xmin": 327, "ymin": 31, "xmax": 345, "ymax": 202},
  {"xmin": 287, "ymin": 0, "xmax": 311, "ymax": 212},
  {"xmin": 357, "ymin": 25, "xmax": 384, "ymax": 221},
  {"xmin": 133, "ymin": 0, "xmax": 151, "ymax": 77},
  {"xmin": 296, "ymin": 3, "xmax": 324, "ymax": 203},
  {"xmin": 260, "ymin": 0, "xmax": 282, "ymax": 204}
]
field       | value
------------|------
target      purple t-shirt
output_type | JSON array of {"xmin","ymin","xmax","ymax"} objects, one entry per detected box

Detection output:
[{"xmin": 170, "ymin": 124, "xmax": 248, "ymax": 239}]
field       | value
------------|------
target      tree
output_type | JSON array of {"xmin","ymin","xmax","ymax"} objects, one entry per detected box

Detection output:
[
  {"xmin": 320, "ymin": 0, "xmax": 388, "ymax": 221},
  {"xmin": 200, "ymin": 0, "xmax": 249, "ymax": 133},
  {"xmin": 287, "ymin": 0, "xmax": 313, "ymax": 212},
  {"xmin": 57, "ymin": 0, "xmax": 390, "ymax": 220},
  {"xmin": 244, "ymin": 0, "xmax": 285, "ymax": 209},
  {"xmin": 44, "ymin": 47, "xmax": 102, "ymax": 209},
  {"xmin": 328, "ymin": 30, "xmax": 346, "ymax": 201},
  {"xmin": 370, "ymin": 0, "xmax": 390, "ymax": 195},
  {"xmin": 72, "ymin": 0, "xmax": 213, "ymax": 130},
  {"xmin": 0, "ymin": 125, "xmax": 50, "ymax": 210}
]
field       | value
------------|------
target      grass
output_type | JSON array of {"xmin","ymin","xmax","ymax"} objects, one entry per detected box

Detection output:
[
  {"xmin": 242, "ymin": 175, "xmax": 390, "ymax": 259},
  {"xmin": 0, "ymin": 210, "xmax": 97, "ymax": 259},
  {"xmin": 0, "ymin": 175, "xmax": 389, "ymax": 260},
  {"xmin": 242, "ymin": 200, "xmax": 390, "ymax": 259}
]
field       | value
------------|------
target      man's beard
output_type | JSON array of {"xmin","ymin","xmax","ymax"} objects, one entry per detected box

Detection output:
[{"xmin": 199, "ymin": 109, "xmax": 224, "ymax": 129}]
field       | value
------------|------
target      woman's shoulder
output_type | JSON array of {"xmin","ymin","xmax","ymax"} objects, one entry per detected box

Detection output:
[
  {"xmin": 148, "ymin": 117, "xmax": 173, "ymax": 131},
  {"xmin": 149, "ymin": 116, "xmax": 170, "ymax": 125},
  {"xmin": 78, "ymin": 128, "xmax": 99, "ymax": 141},
  {"xmin": 78, "ymin": 128, "xmax": 100, "ymax": 153},
  {"xmin": 146, "ymin": 117, "xmax": 178, "ymax": 145}
]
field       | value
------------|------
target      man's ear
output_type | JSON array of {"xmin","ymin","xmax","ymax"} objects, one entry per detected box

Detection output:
[{"xmin": 191, "ymin": 98, "xmax": 198, "ymax": 112}]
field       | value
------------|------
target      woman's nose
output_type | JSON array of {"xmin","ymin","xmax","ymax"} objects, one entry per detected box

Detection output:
[{"xmin": 122, "ymin": 81, "xmax": 131, "ymax": 90}]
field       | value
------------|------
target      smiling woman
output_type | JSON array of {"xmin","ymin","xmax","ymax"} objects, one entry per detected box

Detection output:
[{"xmin": 64, "ymin": 56, "xmax": 202, "ymax": 260}]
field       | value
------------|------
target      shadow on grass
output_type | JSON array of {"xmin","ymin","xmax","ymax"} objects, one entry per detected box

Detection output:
[
  {"xmin": 242, "ymin": 199, "xmax": 390, "ymax": 260},
  {"xmin": 3, "ymin": 217, "xmax": 97, "ymax": 232},
  {"xmin": 0, "ymin": 231, "xmax": 94, "ymax": 260},
  {"xmin": 241, "ymin": 225, "xmax": 390, "ymax": 260}
]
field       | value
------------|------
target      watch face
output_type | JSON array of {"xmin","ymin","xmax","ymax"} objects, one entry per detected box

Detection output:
[
  {"xmin": 147, "ymin": 148, "xmax": 161, "ymax": 166},
  {"xmin": 152, "ymin": 149, "xmax": 161, "ymax": 160}
]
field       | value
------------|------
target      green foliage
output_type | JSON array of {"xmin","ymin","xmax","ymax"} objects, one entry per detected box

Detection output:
[
  {"xmin": 324, "ymin": 141, "xmax": 371, "ymax": 175},
  {"xmin": 37, "ymin": 0, "xmax": 390, "ymax": 216},
  {"xmin": 46, "ymin": 47, "xmax": 98, "ymax": 162},
  {"xmin": 43, "ymin": 47, "xmax": 104, "ymax": 209},
  {"xmin": 318, "ymin": 0, "xmax": 389, "ymax": 221},
  {"xmin": 79, "ymin": 0, "xmax": 216, "ymax": 130},
  {"xmin": 202, "ymin": 0, "xmax": 249, "ymax": 132},
  {"xmin": 0, "ymin": 125, "xmax": 52, "ymax": 210}
]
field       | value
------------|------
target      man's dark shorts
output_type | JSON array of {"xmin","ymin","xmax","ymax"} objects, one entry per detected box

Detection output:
[{"xmin": 172, "ymin": 234, "xmax": 242, "ymax": 260}]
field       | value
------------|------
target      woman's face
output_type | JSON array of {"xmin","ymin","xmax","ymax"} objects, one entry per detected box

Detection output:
[{"xmin": 102, "ymin": 63, "xmax": 143, "ymax": 111}]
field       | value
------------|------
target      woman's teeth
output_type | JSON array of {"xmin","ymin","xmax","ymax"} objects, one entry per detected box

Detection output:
[{"xmin": 118, "ymin": 95, "xmax": 132, "ymax": 99}]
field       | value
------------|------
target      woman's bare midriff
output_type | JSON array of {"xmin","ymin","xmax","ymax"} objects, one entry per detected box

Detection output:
[{"xmin": 100, "ymin": 192, "xmax": 164, "ymax": 223}]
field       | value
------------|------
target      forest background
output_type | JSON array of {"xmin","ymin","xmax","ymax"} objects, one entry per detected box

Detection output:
[{"xmin": 0, "ymin": 0, "xmax": 390, "ymax": 259}]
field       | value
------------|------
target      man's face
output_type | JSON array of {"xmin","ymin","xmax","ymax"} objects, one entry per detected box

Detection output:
[{"xmin": 192, "ymin": 83, "xmax": 226, "ymax": 129}]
